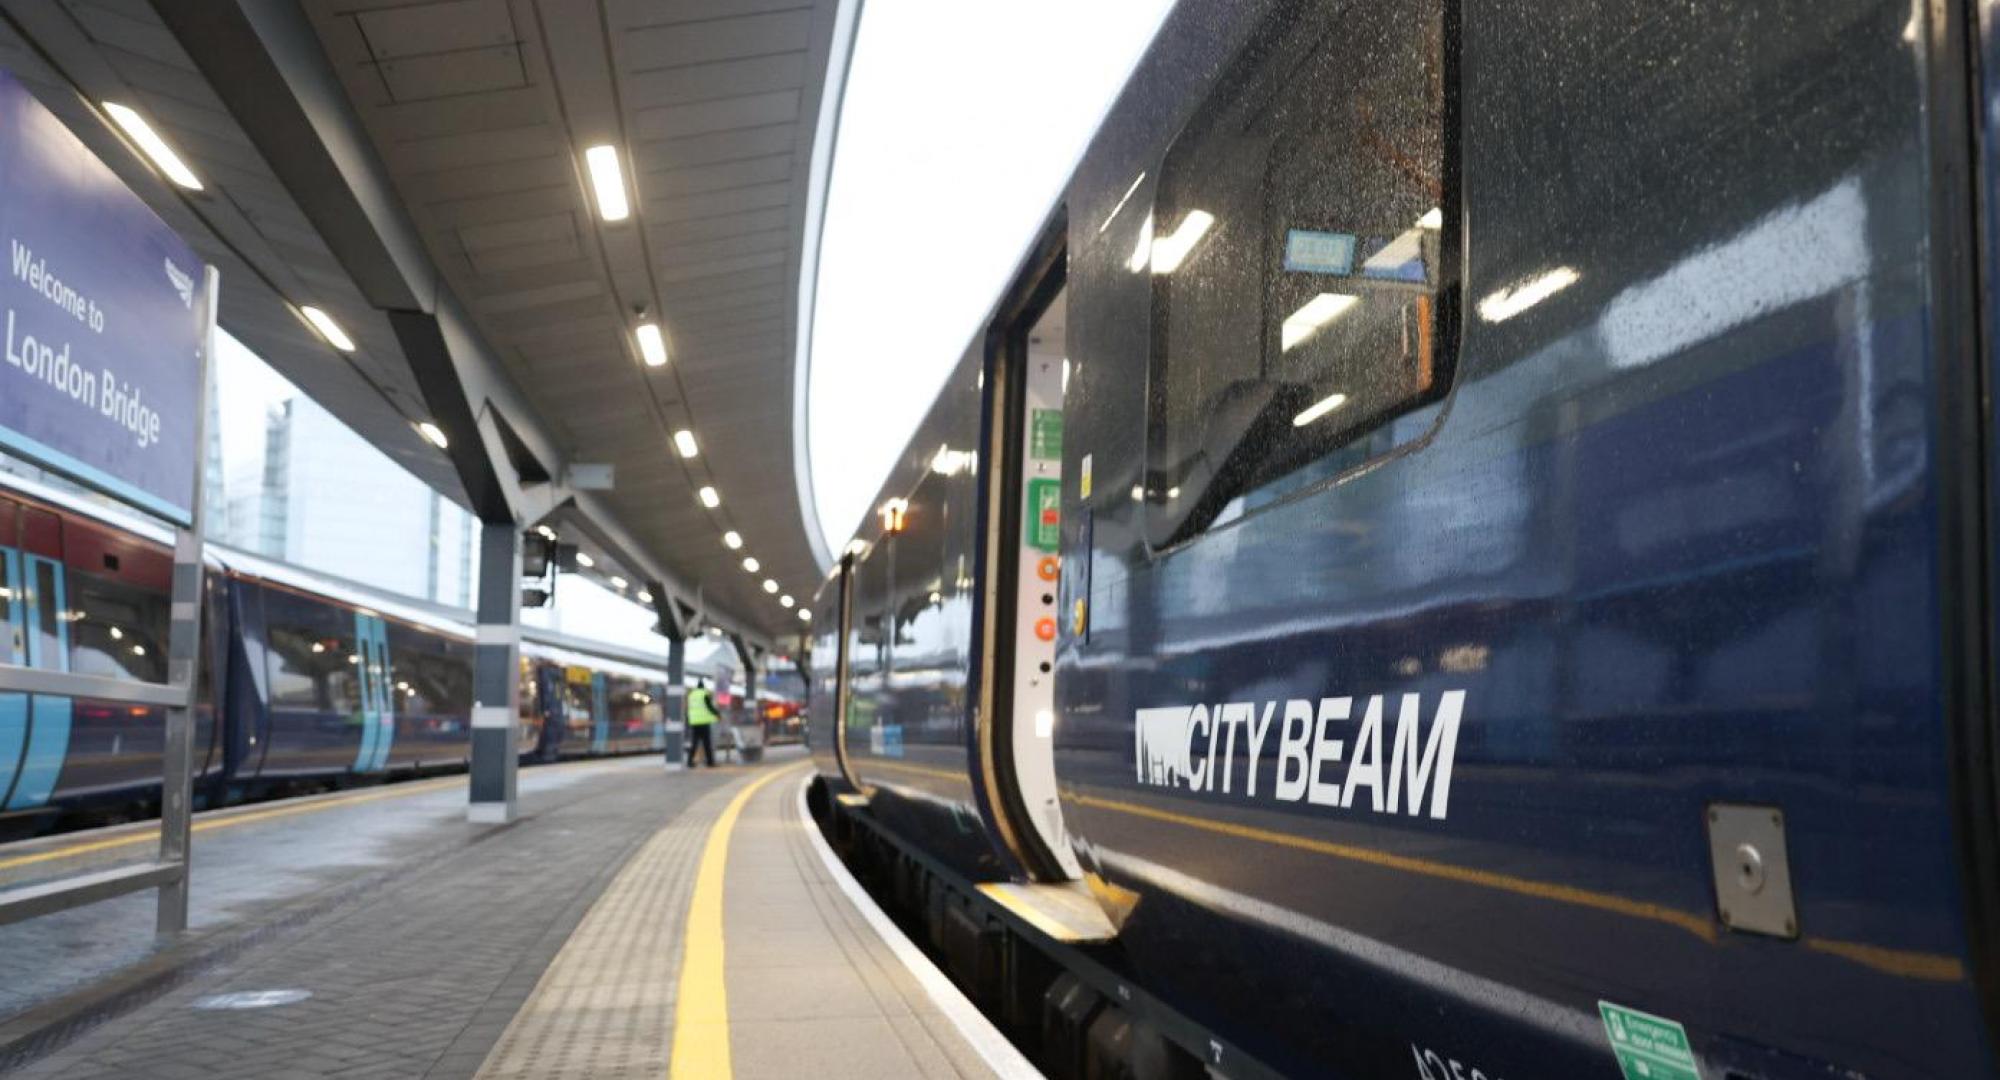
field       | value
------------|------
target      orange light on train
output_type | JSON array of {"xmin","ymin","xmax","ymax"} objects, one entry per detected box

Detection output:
[{"xmin": 1034, "ymin": 617, "xmax": 1057, "ymax": 642}]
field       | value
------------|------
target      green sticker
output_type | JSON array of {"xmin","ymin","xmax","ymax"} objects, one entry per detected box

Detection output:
[
  {"xmin": 1030, "ymin": 408, "xmax": 1063, "ymax": 460},
  {"xmin": 1026, "ymin": 478, "xmax": 1060, "ymax": 551},
  {"xmin": 1599, "ymin": 1001, "xmax": 1702, "ymax": 1080}
]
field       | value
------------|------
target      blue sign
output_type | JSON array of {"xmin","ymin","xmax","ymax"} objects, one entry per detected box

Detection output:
[
  {"xmin": 0, "ymin": 70, "xmax": 206, "ymax": 525},
  {"xmin": 1283, "ymin": 229, "xmax": 1356, "ymax": 275}
]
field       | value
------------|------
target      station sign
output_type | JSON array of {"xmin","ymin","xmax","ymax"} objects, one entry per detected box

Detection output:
[{"xmin": 0, "ymin": 69, "xmax": 207, "ymax": 525}]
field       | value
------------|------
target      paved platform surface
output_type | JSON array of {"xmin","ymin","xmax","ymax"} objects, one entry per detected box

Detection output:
[
  {"xmin": 0, "ymin": 748, "xmax": 1030, "ymax": 1079},
  {"xmin": 474, "ymin": 762, "xmax": 1025, "ymax": 1080}
]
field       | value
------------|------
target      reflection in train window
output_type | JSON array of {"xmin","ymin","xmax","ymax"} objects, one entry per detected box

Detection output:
[
  {"xmin": 1146, "ymin": 0, "xmax": 1456, "ymax": 546},
  {"xmin": 263, "ymin": 589, "xmax": 359, "ymax": 713},
  {"xmin": 392, "ymin": 634, "xmax": 471, "ymax": 726},
  {"xmin": 68, "ymin": 569, "xmax": 169, "ymax": 682}
]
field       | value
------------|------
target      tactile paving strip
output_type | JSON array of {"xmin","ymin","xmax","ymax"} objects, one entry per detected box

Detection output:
[{"xmin": 473, "ymin": 776, "xmax": 742, "ymax": 1080}]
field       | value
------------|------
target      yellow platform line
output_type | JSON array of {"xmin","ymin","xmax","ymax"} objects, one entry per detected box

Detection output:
[
  {"xmin": 0, "ymin": 775, "xmax": 468, "ymax": 873},
  {"xmin": 0, "ymin": 757, "xmax": 680, "ymax": 874},
  {"xmin": 669, "ymin": 762, "xmax": 809, "ymax": 1080}
]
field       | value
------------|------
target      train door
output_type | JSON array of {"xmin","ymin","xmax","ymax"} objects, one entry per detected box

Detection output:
[
  {"xmin": 0, "ymin": 500, "xmax": 25, "ymax": 806},
  {"xmin": 535, "ymin": 663, "xmax": 566, "ymax": 758},
  {"xmin": 351, "ymin": 611, "xmax": 392, "ymax": 773},
  {"xmin": 590, "ymin": 672, "xmax": 609, "ymax": 753},
  {"xmin": 978, "ymin": 235, "xmax": 1084, "ymax": 881},
  {"xmin": 826, "ymin": 555, "xmax": 861, "ymax": 788},
  {"xmin": 8, "ymin": 505, "xmax": 70, "ymax": 810}
]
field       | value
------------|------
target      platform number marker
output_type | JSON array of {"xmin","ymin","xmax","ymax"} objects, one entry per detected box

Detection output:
[{"xmin": 1599, "ymin": 1001, "xmax": 1702, "ymax": 1080}]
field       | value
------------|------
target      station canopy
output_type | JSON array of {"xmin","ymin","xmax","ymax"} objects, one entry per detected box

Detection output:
[{"xmin": 0, "ymin": 0, "xmax": 846, "ymax": 642}]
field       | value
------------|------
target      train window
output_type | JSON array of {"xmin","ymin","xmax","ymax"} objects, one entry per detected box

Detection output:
[
  {"xmin": 263, "ymin": 589, "xmax": 359, "ymax": 712},
  {"xmin": 391, "ymin": 634, "xmax": 470, "ymax": 724},
  {"xmin": 607, "ymin": 676, "xmax": 650, "ymax": 735},
  {"xmin": 1145, "ymin": 0, "xmax": 1456, "ymax": 546},
  {"xmin": 68, "ymin": 569, "xmax": 168, "ymax": 683}
]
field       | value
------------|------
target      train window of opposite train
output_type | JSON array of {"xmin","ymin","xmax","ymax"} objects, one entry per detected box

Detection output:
[
  {"xmin": 68, "ymin": 569, "xmax": 168, "ymax": 683},
  {"xmin": 1145, "ymin": 0, "xmax": 1455, "ymax": 548}
]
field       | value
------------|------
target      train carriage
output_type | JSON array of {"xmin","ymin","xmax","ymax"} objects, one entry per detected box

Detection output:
[
  {"xmin": 806, "ymin": 1, "xmax": 2000, "ymax": 1076},
  {"xmin": 0, "ymin": 468, "xmax": 686, "ymax": 835}
]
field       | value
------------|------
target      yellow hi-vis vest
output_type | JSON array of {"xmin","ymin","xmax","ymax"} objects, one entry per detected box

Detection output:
[{"xmin": 688, "ymin": 689, "xmax": 720, "ymax": 726}]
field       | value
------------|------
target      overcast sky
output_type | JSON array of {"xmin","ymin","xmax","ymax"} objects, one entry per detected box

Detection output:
[{"xmin": 804, "ymin": 1, "xmax": 1175, "ymax": 555}]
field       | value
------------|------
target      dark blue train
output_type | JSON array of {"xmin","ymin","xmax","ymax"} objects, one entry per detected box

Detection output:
[
  {"xmin": 0, "ymin": 470, "xmax": 678, "ymax": 837},
  {"xmin": 807, "ymin": 1, "xmax": 2000, "ymax": 1076}
]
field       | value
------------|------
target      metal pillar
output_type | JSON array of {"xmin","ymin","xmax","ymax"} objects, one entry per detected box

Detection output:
[
  {"xmin": 664, "ymin": 632, "xmax": 686, "ymax": 768},
  {"xmin": 156, "ymin": 263, "xmax": 220, "ymax": 933},
  {"xmin": 469, "ymin": 522, "xmax": 521, "ymax": 823}
]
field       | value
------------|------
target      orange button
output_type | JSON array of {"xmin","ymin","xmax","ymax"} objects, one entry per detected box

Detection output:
[
  {"xmin": 1036, "ymin": 555, "xmax": 1060, "ymax": 581},
  {"xmin": 1034, "ymin": 617, "xmax": 1057, "ymax": 642}
]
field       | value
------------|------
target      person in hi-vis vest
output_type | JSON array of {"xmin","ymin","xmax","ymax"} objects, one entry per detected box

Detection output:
[{"xmin": 686, "ymin": 678, "xmax": 719, "ymax": 767}]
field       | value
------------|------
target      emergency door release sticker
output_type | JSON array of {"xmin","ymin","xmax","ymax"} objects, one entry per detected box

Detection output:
[
  {"xmin": 1027, "ymin": 478, "xmax": 1060, "ymax": 551},
  {"xmin": 1598, "ymin": 1001, "xmax": 1702, "ymax": 1080}
]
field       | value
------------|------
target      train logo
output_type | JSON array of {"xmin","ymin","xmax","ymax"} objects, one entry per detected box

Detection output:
[{"xmin": 1133, "ymin": 691, "xmax": 1468, "ymax": 820}]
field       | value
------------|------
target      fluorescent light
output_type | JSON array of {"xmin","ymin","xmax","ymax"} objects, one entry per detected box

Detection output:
[
  {"xmin": 673, "ymin": 430, "xmax": 699, "ymax": 457},
  {"xmin": 1418, "ymin": 206, "xmax": 1443, "ymax": 229},
  {"xmin": 417, "ymin": 420, "xmax": 449, "ymax": 449},
  {"xmin": 927, "ymin": 591, "xmax": 940, "ymax": 604},
  {"xmin": 780, "ymin": 594, "xmax": 795, "ymax": 608},
  {"xmin": 637, "ymin": 590, "xmax": 653, "ymax": 603},
  {"xmin": 931, "ymin": 444, "xmax": 972, "ymax": 476},
  {"xmin": 1280, "ymin": 293, "xmax": 1359, "ymax": 352},
  {"xmin": 742, "ymin": 557, "xmax": 761, "ymax": 573},
  {"xmin": 1097, "ymin": 171, "xmax": 1146, "ymax": 234},
  {"xmin": 723, "ymin": 531, "xmax": 743, "ymax": 550},
  {"xmin": 1150, "ymin": 210, "xmax": 1215, "ymax": 274},
  {"xmin": 1478, "ymin": 267, "xmax": 1579, "ymax": 323},
  {"xmin": 536, "ymin": 525, "xmax": 556, "ymax": 541},
  {"xmin": 1362, "ymin": 228, "xmax": 1425, "ymax": 276},
  {"xmin": 1292, "ymin": 392, "xmax": 1350, "ymax": 428},
  {"xmin": 1127, "ymin": 212, "xmax": 1153, "ymax": 273},
  {"xmin": 763, "ymin": 579, "xmax": 779, "ymax": 594},
  {"xmin": 636, "ymin": 323, "xmax": 668, "ymax": 367},
  {"xmin": 575, "ymin": 551, "xmax": 595, "ymax": 568},
  {"xmin": 698, "ymin": 485, "xmax": 719, "ymax": 508},
  {"xmin": 798, "ymin": 609, "xmax": 811, "ymax": 622},
  {"xmin": 583, "ymin": 144, "xmax": 630, "ymax": 222},
  {"xmin": 1131, "ymin": 485, "xmax": 1145, "ymax": 502},
  {"xmin": 300, "ymin": 306, "xmax": 356, "ymax": 352},
  {"xmin": 609, "ymin": 575, "xmax": 628, "ymax": 589},
  {"xmin": 103, "ymin": 102, "xmax": 201, "ymax": 190},
  {"xmin": 109, "ymin": 626, "xmax": 124, "ymax": 640},
  {"xmin": 1166, "ymin": 486, "xmax": 1181, "ymax": 499}
]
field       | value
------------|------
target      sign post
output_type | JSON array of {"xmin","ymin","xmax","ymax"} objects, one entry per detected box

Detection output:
[{"xmin": 0, "ymin": 69, "xmax": 215, "ymax": 935}]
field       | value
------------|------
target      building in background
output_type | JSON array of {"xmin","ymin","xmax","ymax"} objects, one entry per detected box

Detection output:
[{"xmin": 5, "ymin": 327, "xmax": 680, "ymax": 660}]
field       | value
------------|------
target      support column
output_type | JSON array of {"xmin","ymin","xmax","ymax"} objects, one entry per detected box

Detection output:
[
  {"xmin": 470, "ymin": 522, "xmax": 521, "ymax": 823},
  {"xmin": 664, "ymin": 632, "xmax": 686, "ymax": 769}
]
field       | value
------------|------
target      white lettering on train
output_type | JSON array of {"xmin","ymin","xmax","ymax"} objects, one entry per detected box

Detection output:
[{"xmin": 1134, "ymin": 690, "xmax": 1466, "ymax": 820}]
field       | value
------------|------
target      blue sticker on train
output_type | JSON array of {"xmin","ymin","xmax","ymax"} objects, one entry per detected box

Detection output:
[
  {"xmin": 1283, "ymin": 229, "xmax": 1357, "ymax": 275},
  {"xmin": 0, "ymin": 68, "xmax": 206, "ymax": 526}
]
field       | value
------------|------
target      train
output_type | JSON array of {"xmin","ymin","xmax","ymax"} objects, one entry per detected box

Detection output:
[
  {"xmin": 0, "ymin": 467, "xmax": 696, "ymax": 838},
  {"xmin": 805, "ymin": 1, "xmax": 2000, "ymax": 1077}
]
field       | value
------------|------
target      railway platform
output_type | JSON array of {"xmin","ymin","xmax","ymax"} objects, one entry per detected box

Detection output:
[{"xmin": 0, "ymin": 748, "xmax": 1032, "ymax": 1079}]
